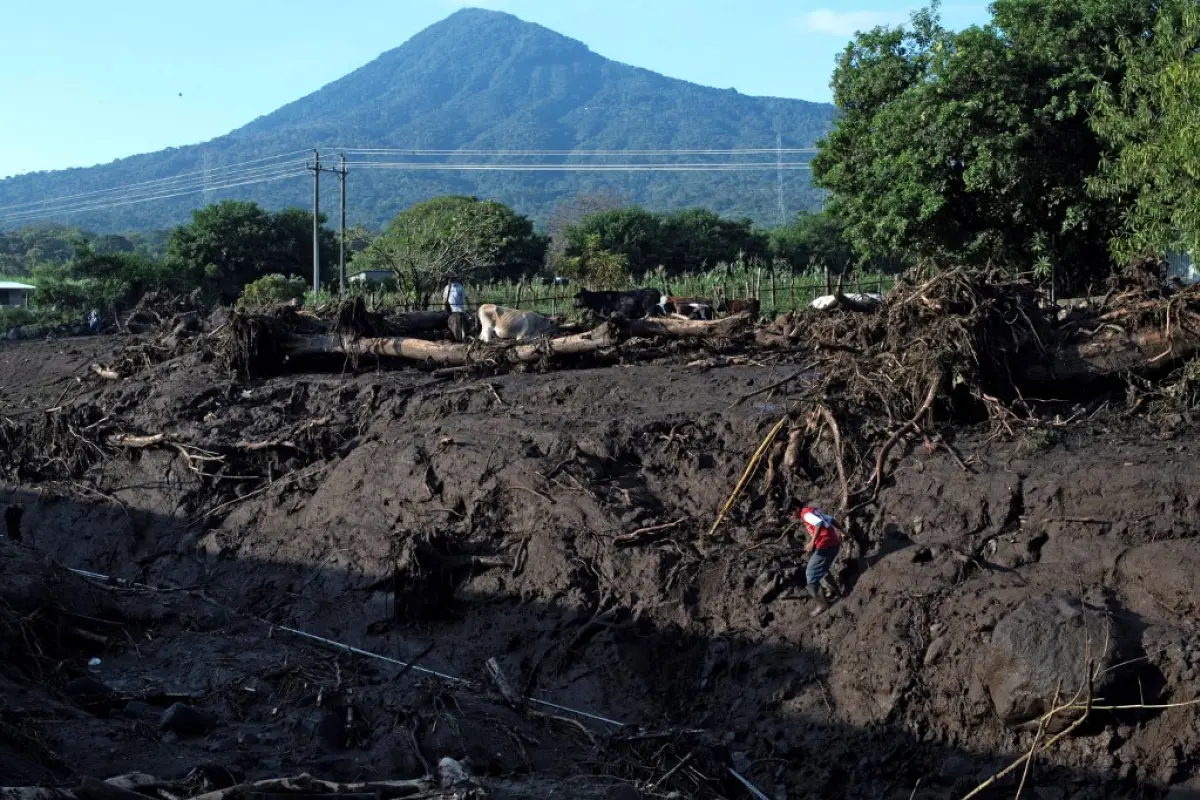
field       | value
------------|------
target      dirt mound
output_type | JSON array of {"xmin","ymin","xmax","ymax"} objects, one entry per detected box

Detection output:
[{"xmin": 3, "ymin": 272, "xmax": 1200, "ymax": 797}]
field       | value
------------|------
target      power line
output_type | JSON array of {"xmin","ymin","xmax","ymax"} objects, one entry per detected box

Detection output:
[
  {"xmin": 0, "ymin": 164, "xmax": 308, "ymax": 223},
  {"xmin": 0, "ymin": 161, "xmax": 308, "ymax": 221},
  {"xmin": 343, "ymin": 161, "xmax": 812, "ymax": 171},
  {"xmin": 0, "ymin": 147, "xmax": 818, "ymax": 225},
  {"xmin": 0, "ymin": 149, "xmax": 312, "ymax": 213},
  {"xmin": 330, "ymin": 147, "xmax": 817, "ymax": 156},
  {"xmin": 0, "ymin": 168, "xmax": 308, "ymax": 224}
]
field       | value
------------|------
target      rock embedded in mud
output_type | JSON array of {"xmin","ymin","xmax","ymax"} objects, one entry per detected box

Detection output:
[
  {"xmin": 981, "ymin": 596, "xmax": 1117, "ymax": 729},
  {"xmin": 923, "ymin": 636, "xmax": 949, "ymax": 666},
  {"xmin": 159, "ymin": 702, "xmax": 217, "ymax": 736}
]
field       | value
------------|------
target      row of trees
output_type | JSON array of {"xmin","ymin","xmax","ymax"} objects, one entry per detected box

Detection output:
[
  {"xmin": 349, "ymin": 196, "xmax": 863, "ymax": 301},
  {"xmin": 4, "ymin": 202, "xmax": 337, "ymax": 323},
  {"xmin": 811, "ymin": 0, "xmax": 1199, "ymax": 291},
  {"xmin": 0, "ymin": 225, "xmax": 169, "ymax": 276},
  {"xmin": 5, "ymin": 195, "xmax": 855, "ymax": 321}
]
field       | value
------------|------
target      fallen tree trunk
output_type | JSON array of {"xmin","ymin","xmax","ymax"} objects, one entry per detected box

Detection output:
[
  {"xmin": 624, "ymin": 312, "xmax": 749, "ymax": 338},
  {"xmin": 276, "ymin": 314, "xmax": 747, "ymax": 367},
  {"xmin": 283, "ymin": 324, "xmax": 619, "ymax": 366},
  {"xmin": 1016, "ymin": 327, "xmax": 1200, "ymax": 386}
]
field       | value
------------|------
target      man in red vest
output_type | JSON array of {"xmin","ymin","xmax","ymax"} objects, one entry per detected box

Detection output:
[{"xmin": 791, "ymin": 504, "xmax": 844, "ymax": 616}]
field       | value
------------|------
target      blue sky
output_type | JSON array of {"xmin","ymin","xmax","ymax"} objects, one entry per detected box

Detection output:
[{"xmin": 0, "ymin": 0, "xmax": 989, "ymax": 178}]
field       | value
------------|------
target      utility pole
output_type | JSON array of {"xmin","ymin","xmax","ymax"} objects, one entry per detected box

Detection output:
[
  {"xmin": 339, "ymin": 154, "xmax": 348, "ymax": 296},
  {"xmin": 310, "ymin": 149, "xmax": 321, "ymax": 295}
]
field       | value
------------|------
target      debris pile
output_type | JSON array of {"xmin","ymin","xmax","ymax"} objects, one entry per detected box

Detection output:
[{"xmin": 3, "ymin": 267, "xmax": 1200, "ymax": 798}]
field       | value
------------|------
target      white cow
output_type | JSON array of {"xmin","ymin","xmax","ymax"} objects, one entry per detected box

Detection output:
[{"xmin": 477, "ymin": 303, "xmax": 559, "ymax": 343}]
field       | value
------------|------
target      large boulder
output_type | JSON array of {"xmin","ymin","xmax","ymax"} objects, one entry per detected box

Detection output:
[{"xmin": 981, "ymin": 596, "xmax": 1117, "ymax": 729}]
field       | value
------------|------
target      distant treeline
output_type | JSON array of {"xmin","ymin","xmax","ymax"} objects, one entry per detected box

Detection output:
[{"xmin": 2, "ymin": 195, "xmax": 882, "ymax": 326}]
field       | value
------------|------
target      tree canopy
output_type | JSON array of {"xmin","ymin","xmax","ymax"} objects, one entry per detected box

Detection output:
[
  {"xmin": 768, "ymin": 211, "xmax": 857, "ymax": 272},
  {"xmin": 350, "ymin": 196, "xmax": 547, "ymax": 308},
  {"xmin": 559, "ymin": 207, "xmax": 770, "ymax": 275},
  {"xmin": 0, "ymin": 225, "xmax": 168, "ymax": 277},
  {"xmin": 166, "ymin": 200, "xmax": 337, "ymax": 304},
  {"xmin": 1088, "ymin": 0, "xmax": 1200, "ymax": 262},
  {"xmin": 812, "ymin": 0, "xmax": 1159, "ymax": 289}
]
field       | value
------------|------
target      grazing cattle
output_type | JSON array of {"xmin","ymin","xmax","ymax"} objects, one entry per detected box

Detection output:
[
  {"xmin": 573, "ymin": 288, "xmax": 662, "ymax": 320},
  {"xmin": 810, "ymin": 292, "xmax": 883, "ymax": 312},
  {"xmin": 717, "ymin": 298, "xmax": 761, "ymax": 318},
  {"xmin": 660, "ymin": 295, "xmax": 714, "ymax": 320},
  {"xmin": 477, "ymin": 303, "xmax": 559, "ymax": 343}
]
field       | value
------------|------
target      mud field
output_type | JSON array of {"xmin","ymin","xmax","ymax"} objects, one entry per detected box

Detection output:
[{"xmin": 2, "ymin": 284, "xmax": 1200, "ymax": 799}]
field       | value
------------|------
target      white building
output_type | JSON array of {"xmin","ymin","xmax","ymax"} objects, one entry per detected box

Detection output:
[
  {"xmin": 0, "ymin": 281, "xmax": 35, "ymax": 308},
  {"xmin": 347, "ymin": 270, "xmax": 395, "ymax": 286}
]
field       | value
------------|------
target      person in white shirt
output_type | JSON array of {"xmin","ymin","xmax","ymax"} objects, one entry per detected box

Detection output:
[{"xmin": 443, "ymin": 280, "xmax": 467, "ymax": 313}]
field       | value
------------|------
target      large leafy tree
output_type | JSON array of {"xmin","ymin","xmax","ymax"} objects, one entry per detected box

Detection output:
[
  {"xmin": 545, "ymin": 191, "xmax": 626, "ymax": 268},
  {"xmin": 557, "ymin": 233, "xmax": 631, "ymax": 289},
  {"xmin": 351, "ymin": 196, "xmax": 547, "ymax": 308},
  {"xmin": 561, "ymin": 207, "xmax": 665, "ymax": 273},
  {"xmin": 813, "ymin": 0, "xmax": 1156, "ymax": 290},
  {"xmin": 1089, "ymin": 0, "xmax": 1200, "ymax": 261},
  {"xmin": 167, "ymin": 201, "xmax": 337, "ymax": 303},
  {"xmin": 562, "ymin": 206, "xmax": 769, "ymax": 275},
  {"xmin": 769, "ymin": 211, "xmax": 856, "ymax": 271},
  {"xmin": 658, "ymin": 208, "xmax": 770, "ymax": 273}
]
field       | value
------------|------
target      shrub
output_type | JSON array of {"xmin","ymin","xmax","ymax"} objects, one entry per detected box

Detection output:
[{"xmin": 237, "ymin": 274, "xmax": 308, "ymax": 309}]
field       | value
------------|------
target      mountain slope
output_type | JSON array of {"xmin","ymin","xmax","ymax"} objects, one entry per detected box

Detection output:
[{"xmin": 0, "ymin": 9, "xmax": 835, "ymax": 233}]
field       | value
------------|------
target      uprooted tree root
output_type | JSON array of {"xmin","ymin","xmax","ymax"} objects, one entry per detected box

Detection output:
[
  {"xmin": 720, "ymin": 270, "xmax": 1047, "ymax": 531},
  {"xmin": 718, "ymin": 264, "xmax": 1200, "ymax": 551}
]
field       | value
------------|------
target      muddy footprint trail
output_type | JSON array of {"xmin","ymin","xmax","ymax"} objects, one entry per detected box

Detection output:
[{"xmin": 3, "ymin": 277, "xmax": 1200, "ymax": 799}]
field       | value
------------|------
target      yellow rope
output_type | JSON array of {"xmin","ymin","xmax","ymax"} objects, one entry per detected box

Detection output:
[{"xmin": 708, "ymin": 413, "xmax": 789, "ymax": 537}]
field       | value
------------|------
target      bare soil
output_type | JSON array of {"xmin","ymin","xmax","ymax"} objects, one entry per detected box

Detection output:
[{"xmin": 2, "ymin": 327, "xmax": 1200, "ymax": 799}]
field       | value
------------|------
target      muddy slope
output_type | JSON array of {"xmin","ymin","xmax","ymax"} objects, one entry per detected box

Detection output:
[{"xmin": 2, "ymin": 335, "xmax": 1200, "ymax": 798}]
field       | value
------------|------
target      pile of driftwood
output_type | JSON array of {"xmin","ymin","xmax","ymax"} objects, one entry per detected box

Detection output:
[
  {"xmin": 711, "ymin": 266, "xmax": 1200, "ymax": 551},
  {"xmin": 759, "ymin": 267, "xmax": 1200, "ymax": 392},
  {"xmin": 220, "ymin": 299, "xmax": 752, "ymax": 377}
]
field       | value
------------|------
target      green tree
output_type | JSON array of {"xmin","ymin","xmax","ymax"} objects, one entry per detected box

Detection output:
[
  {"xmin": 813, "ymin": 0, "xmax": 1157, "ymax": 290},
  {"xmin": 166, "ymin": 200, "xmax": 337, "ymax": 304},
  {"xmin": 658, "ymin": 208, "xmax": 770, "ymax": 274},
  {"xmin": 562, "ymin": 207, "xmax": 665, "ymax": 273},
  {"xmin": 562, "ymin": 206, "xmax": 772, "ymax": 276},
  {"xmin": 1089, "ymin": 0, "xmax": 1200, "ymax": 262},
  {"xmin": 545, "ymin": 191, "xmax": 626, "ymax": 268},
  {"xmin": 769, "ymin": 211, "xmax": 856, "ymax": 271},
  {"xmin": 557, "ymin": 233, "xmax": 630, "ymax": 289},
  {"xmin": 23, "ymin": 242, "xmax": 175, "ymax": 319},
  {"xmin": 351, "ymin": 196, "xmax": 547, "ymax": 308},
  {"xmin": 237, "ymin": 274, "xmax": 309, "ymax": 309}
]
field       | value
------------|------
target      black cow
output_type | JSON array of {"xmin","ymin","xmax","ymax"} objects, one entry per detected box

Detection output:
[{"xmin": 573, "ymin": 288, "xmax": 662, "ymax": 320}]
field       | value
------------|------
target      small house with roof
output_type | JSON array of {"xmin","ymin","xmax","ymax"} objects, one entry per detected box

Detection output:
[{"xmin": 0, "ymin": 281, "xmax": 35, "ymax": 308}]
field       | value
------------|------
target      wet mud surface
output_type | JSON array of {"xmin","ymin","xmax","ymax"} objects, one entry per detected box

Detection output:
[{"xmin": 2, "ymin": 328, "xmax": 1200, "ymax": 798}]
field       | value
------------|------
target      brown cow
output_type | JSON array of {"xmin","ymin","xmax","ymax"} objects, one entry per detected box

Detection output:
[{"xmin": 719, "ymin": 298, "xmax": 761, "ymax": 318}]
